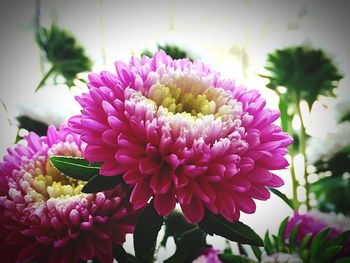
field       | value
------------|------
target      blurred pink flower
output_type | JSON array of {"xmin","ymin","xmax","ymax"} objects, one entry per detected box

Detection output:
[
  {"xmin": 0, "ymin": 125, "xmax": 137, "ymax": 263},
  {"xmin": 286, "ymin": 210, "xmax": 350, "ymax": 256},
  {"xmin": 193, "ymin": 247, "xmax": 222, "ymax": 263},
  {"xmin": 69, "ymin": 50, "xmax": 292, "ymax": 223}
]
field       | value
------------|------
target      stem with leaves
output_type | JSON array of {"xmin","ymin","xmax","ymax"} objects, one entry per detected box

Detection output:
[{"xmin": 35, "ymin": 66, "xmax": 55, "ymax": 92}]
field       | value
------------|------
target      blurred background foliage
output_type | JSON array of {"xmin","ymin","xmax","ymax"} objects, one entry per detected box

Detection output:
[{"xmin": 0, "ymin": 0, "xmax": 349, "ymax": 261}]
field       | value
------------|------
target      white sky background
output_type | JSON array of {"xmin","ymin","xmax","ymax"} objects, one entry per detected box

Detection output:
[{"xmin": 0, "ymin": 0, "xmax": 350, "ymax": 261}]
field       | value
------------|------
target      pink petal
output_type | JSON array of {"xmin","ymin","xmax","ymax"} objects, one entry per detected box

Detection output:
[
  {"xmin": 154, "ymin": 189, "xmax": 176, "ymax": 216},
  {"xmin": 181, "ymin": 195, "xmax": 204, "ymax": 223},
  {"xmin": 130, "ymin": 180, "xmax": 153, "ymax": 209}
]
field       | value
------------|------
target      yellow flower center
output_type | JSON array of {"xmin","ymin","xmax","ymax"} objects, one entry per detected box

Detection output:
[
  {"xmin": 31, "ymin": 159, "xmax": 85, "ymax": 200},
  {"xmin": 148, "ymin": 84, "xmax": 217, "ymax": 117}
]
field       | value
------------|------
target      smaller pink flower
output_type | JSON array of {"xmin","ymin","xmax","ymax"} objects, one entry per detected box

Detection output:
[
  {"xmin": 0, "ymin": 125, "xmax": 138, "ymax": 263},
  {"xmin": 286, "ymin": 210, "xmax": 350, "ymax": 256}
]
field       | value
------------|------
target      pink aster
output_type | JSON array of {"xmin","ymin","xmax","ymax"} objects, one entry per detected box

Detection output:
[
  {"xmin": 286, "ymin": 210, "xmax": 350, "ymax": 256},
  {"xmin": 0, "ymin": 125, "xmax": 137, "ymax": 263},
  {"xmin": 69, "ymin": 50, "xmax": 292, "ymax": 223}
]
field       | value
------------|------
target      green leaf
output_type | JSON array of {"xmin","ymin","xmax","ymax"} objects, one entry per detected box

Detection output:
[
  {"xmin": 35, "ymin": 24, "xmax": 92, "ymax": 91},
  {"xmin": 264, "ymin": 231, "xmax": 274, "ymax": 255},
  {"xmin": 288, "ymin": 222, "xmax": 301, "ymax": 250},
  {"xmin": 198, "ymin": 210, "xmax": 263, "ymax": 246},
  {"xmin": 335, "ymin": 257, "xmax": 350, "ymax": 263},
  {"xmin": 82, "ymin": 175, "xmax": 123, "ymax": 193},
  {"xmin": 164, "ymin": 227, "xmax": 207, "ymax": 263},
  {"xmin": 141, "ymin": 43, "xmax": 195, "ymax": 61},
  {"xmin": 160, "ymin": 210, "xmax": 196, "ymax": 247},
  {"xmin": 261, "ymin": 46, "xmax": 342, "ymax": 107},
  {"xmin": 16, "ymin": 115, "xmax": 49, "ymax": 136},
  {"xmin": 297, "ymin": 233, "xmax": 312, "ymax": 257},
  {"xmin": 278, "ymin": 217, "xmax": 289, "ymax": 247},
  {"xmin": 328, "ymin": 230, "xmax": 350, "ymax": 247},
  {"xmin": 278, "ymin": 98, "xmax": 289, "ymax": 133},
  {"xmin": 112, "ymin": 244, "xmax": 138, "ymax": 263},
  {"xmin": 134, "ymin": 201, "xmax": 164, "ymax": 263},
  {"xmin": 219, "ymin": 254, "xmax": 252, "ymax": 263},
  {"xmin": 318, "ymin": 245, "xmax": 342, "ymax": 263},
  {"xmin": 251, "ymin": 246, "xmax": 262, "ymax": 261},
  {"xmin": 269, "ymin": 188, "xmax": 294, "ymax": 210},
  {"xmin": 310, "ymin": 228, "xmax": 331, "ymax": 261},
  {"xmin": 50, "ymin": 156, "xmax": 101, "ymax": 181}
]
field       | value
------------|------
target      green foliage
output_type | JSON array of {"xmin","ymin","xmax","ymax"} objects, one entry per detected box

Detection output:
[
  {"xmin": 269, "ymin": 188, "xmax": 294, "ymax": 210},
  {"xmin": 164, "ymin": 227, "xmax": 207, "ymax": 263},
  {"xmin": 112, "ymin": 244, "xmax": 138, "ymax": 263},
  {"xmin": 50, "ymin": 156, "xmax": 101, "ymax": 181},
  {"xmin": 198, "ymin": 210, "xmax": 263, "ymax": 246},
  {"xmin": 160, "ymin": 210, "xmax": 196, "ymax": 247},
  {"xmin": 133, "ymin": 201, "xmax": 164, "ymax": 263},
  {"xmin": 50, "ymin": 156, "xmax": 125, "ymax": 193},
  {"xmin": 36, "ymin": 24, "xmax": 92, "ymax": 91},
  {"xmin": 314, "ymin": 146, "xmax": 350, "ymax": 176},
  {"xmin": 254, "ymin": 217, "xmax": 350, "ymax": 263},
  {"xmin": 261, "ymin": 46, "xmax": 342, "ymax": 107},
  {"xmin": 310, "ymin": 175, "xmax": 350, "ymax": 215},
  {"xmin": 218, "ymin": 253, "xmax": 255, "ymax": 263},
  {"xmin": 81, "ymin": 174, "xmax": 123, "ymax": 193},
  {"xmin": 16, "ymin": 115, "xmax": 49, "ymax": 136},
  {"xmin": 141, "ymin": 43, "xmax": 194, "ymax": 61}
]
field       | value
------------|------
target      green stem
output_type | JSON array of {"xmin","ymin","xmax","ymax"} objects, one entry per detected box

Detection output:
[
  {"xmin": 35, "ymin": 66, "xmax": 55, "ymax": 92},
  {"xmin": 295, "ymin": 99, "xmax": 310, "ymax": 210},
  {"xmin": 290, "ymin": 154, "xmax": 299, "ymax": 209}
]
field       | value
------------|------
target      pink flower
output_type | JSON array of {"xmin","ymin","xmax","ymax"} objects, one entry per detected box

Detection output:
[
  {"xmin": 0, "ymin": 125, "xmax": 137, "ymax": 263},
  {"xmin": 69, "ymin": 51, "xmax": 292, "ymax": 223},
  {"xmin": 193, "ymin": 247, "xmax": 222, "ymax": 263},
  {"xmin": 286, "ymin": 210, "xmax": 350, "ymax": 256}
]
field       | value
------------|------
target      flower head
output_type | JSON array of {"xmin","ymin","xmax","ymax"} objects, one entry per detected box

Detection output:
[
  {"xmin": 0, "ymin": 125, "xmax": 137, "ymax": 263},
  {"xmin": 286, "ymin": 210, "xmax": 350, "ymax": 255},
  {"xmin": 69, "ymin": 51, "xmax": 292, "ymax": 223}
]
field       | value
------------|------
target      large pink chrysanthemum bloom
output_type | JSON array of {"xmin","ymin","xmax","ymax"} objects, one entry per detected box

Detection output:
[
  {"xmin": 286, "ymin": 210, "xmax": 350, "ymax": 255},
  {"xmin": 0, "ymin": 125, "xmax": 137, "ymax": 263},
  {"xmin": 69, "ymin": 50, "xmax": 292, "ymax": 223}
]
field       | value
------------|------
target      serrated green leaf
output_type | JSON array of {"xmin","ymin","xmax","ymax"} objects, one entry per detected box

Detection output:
[
  {"xmin": 198, "ymin": 210, "xmax": 263, "ymax": 246},
  {"xmin": 82, "ymin": 174, "xmax": 123, "ymax": 193},
  {"xmin": 164, "ymin": 227, "xmax": 207, "ymax": 263},
  {"xmin": 264, "ymin": 231, "xmax": 274, "ymax": 255},
  {"xmin": 134, "ymin": 201, "xmax": 164, "ymax": 263},
  {"xmin": 50, "ymin": 156, "xmax": 101, "ymax": 181},
  {"xmin": 35, "ymin": 24, "xmax": 92, "ymax": 91},
  {"xmin": 261, "ymin": 46, "xmax": 343, "ymax": 107},
  {"xmin": 269, "ymin": 188, "xmax": 294, "ymax": 210}
]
